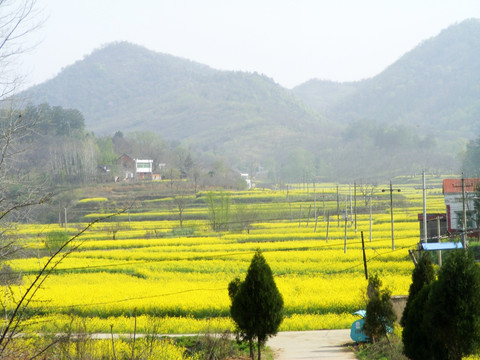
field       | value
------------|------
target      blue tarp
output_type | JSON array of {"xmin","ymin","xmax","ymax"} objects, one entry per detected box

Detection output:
[{"xmin": 353, "ymin": 310, "xmax": 366, "ymax": 318}]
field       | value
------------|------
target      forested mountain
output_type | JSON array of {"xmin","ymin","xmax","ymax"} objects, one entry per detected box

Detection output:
[
  {"xmin": 18, "ymin": 20, "xmax": 480, "ymax": 181},
  {"xmin": 292, "ymin": 80, "xmax": 359, "ymax": 114},
  {"xmin": 294, "ymin": 19, "xmax": 480, "ymax": 141},
  {"xmin": 21, "ymin": 42, "xmax": 334, "ymax": 171}
]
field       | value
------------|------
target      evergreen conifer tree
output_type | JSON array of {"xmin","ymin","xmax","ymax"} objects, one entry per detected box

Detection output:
[
  {"xmin": 401, "ymin": 253, "xmax": 435, "ymax": 327},
  {"xmin": 363, "ymin": 275, "xmax": 395, "ymax": 343},
  {"xmin": 424, "ymin": 250, "xmax": 480, "ymax": 360},
  {"xmin": 402, "ymin": 253, "xmax": 436, "ymax": 359},
  {"xmin": 230, "ymin": 250, "xmax": 284, "ymax": 360}
]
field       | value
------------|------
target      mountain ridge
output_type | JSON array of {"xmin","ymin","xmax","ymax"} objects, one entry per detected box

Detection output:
[
  {"xmin": 294, "ymin": 18, "xmax": 480, "ymax": 140},
  {"xmin": 18, "ymin": 20, "xmax": 480, "ymax": 179}
]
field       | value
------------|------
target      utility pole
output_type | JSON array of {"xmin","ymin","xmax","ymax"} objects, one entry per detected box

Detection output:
[
  {"xmin": 298, "ymin": 205, "xmax": 302, "ymax": 228},
  {"xmin": 336, "ymin": 184, "xmax": 340, "ymax": 227},
  {"xmin": 452, "ymin": 173, "xmax": 470, "ymax": 249},
  {"xmin": 408, "ymin": 250, "xmax": 418, "ymax": 266},
  {"xmin": 306, "ymin": 205, "xmax": 311, "ymax": 227},
  {"xmin": 354, "ymin": 181, "xmax": 357, "ymax": 232},
  {"xmin": 369, "ymin": 195, "xmax": 373, "ymax": 242},
  {"xmin": 349, "ymin": 184, "xmax": 353, "ymax": 226},
  {"xmin": 322, "ymin": 190, "xmax": 325, "ymax": 221},
  {"xmin": 422, "ymin": 170, "xmax": 428, "ymax": 243},
  {"xmin": 64, "ymin": 208, "xmax": 68, "ymax": 232},
  {"xmin": 326, "ymin": 211, "xmax": 330, "ymax": 242},
  {"xmin": 361, "ymin": 231, "xmax": 368, "ymax": 280},
  {"xmin": 420, "ymin": 170, "xmax": 435, "ymax": 243},
  {"xmin": 313, "ymin": 180, "xmax": 317, "ymax": 232},
  {"xmin": 462, "ymin": 174, "xmax": 467, "ymax": 249},
  {"xmin": 344, "ymin": 197, "xmax": 348, "ymax": 253},
  {"xmin": 382, "ymin": 181, "xmax": 401, "ymax": 250},
  {"xmin": 437, "ymin": 216, "xmax": 442, "ymax": 266}
]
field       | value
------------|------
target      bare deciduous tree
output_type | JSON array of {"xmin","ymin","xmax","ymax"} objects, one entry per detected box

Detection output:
[
  {"xmin": 0, "ymin": 0, "xmax": 42, "ymax": 99},
  {"xmin": 0, "ymin": 1, "xmax": 72, "ymax": 356},
  {"xmin": 0, "ymin": 0, "xmax": 46, "ymax": 262},
  {"xmin": 357, "ymin": 179, "xmax": 377, "ymax": 207}
]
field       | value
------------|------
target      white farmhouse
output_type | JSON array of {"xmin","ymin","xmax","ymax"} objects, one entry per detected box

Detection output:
[
  {"xmin": 241, "ymin": 173, "xmax": 252, "ymax": 189},
  {"xmin": 135, "ymin": 159, "xmax": 153, "ymax": 180}
]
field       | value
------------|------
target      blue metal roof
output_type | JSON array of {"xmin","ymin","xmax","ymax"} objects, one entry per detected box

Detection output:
[{"xmin": 421, "ymin": 242, "xmax": 463, "ymax": 251}]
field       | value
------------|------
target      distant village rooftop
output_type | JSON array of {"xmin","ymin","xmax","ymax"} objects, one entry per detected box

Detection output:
[{"xmin": 442, "ymin": 178, "xmax": 480, "ymax": 193}]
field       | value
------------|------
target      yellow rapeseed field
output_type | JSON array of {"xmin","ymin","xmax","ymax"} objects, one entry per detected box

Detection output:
[{"xmin": 3, "ymin": 180, "xmax": 449, "ymax": 335}]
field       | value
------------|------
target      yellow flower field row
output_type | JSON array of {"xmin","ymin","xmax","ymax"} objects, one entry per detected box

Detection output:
[
  {"xmin": 5, "ymin": 236, "xmax": 414, "ymax": 334},
  {"xmin": 2, "ymin": 183, "xmax": 449, "ymax": 334}
]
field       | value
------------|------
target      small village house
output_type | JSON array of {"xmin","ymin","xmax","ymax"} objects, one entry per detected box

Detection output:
[
  {"xmin": 117, "ymin": 154, "xmax": 135, "ymax": 180},
  {"xmin": 443, "ymin": 178, "xmax": 480, "ymax": 236},
  {"xmin": 240, "ymin": 173, "xmax": 252, "ymax": 189},
  {"xmin": 135, "ymin": 159, "xmax": 153, "ymax": 180},
  {"xmin": 116, "ymin": 154, "xmax": 155, "ymax": 180}
]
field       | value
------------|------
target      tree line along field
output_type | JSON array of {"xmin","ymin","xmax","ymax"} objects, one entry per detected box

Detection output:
[{"xmin": 3, "ymin": 177, "xmax": 451, "ymax": 336}]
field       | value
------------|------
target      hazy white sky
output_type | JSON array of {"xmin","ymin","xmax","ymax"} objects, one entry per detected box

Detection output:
[{"xmin": 18, "ymin": 0, "xmax": 480, "ymax": 89}]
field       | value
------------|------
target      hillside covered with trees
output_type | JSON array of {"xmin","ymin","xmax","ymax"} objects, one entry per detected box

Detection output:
[
  {"xmin": 294, "ymin": 19, "xmax": 480, "ymax": 143},
  {"xmin": 18, "ymin": 20, "xmax": 480, "ymax": 181}
]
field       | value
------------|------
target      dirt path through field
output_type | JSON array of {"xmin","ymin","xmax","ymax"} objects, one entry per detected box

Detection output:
[
  {"xmin": 89, "ymin": 329, "xmax": 357, "ymax": 359},
  {"xmin": 267, "ymin": 330, "xmax": 357, "ymax": 359}
]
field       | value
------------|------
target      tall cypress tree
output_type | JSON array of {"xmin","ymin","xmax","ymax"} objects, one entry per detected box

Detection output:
[
  {"xmin": 230, "ymin": 250, "xmax": 284, "ymax": 360},
  {"xmin": 402, "ymin": 283, "xmax": 435, "ymax": 360},
  {"xmin": 402, "ymin": 253, "xmax": 436, "ymax": 360},
  {"xmin": 404, "ymin": 250, "xmax": 480, "ymax": 360},
  {"xmin": 401, "ymin": 253, "xmax": 436, "ymax": 327},
  {"xmin": 424, "ymin": 250, "xmax": 480, "ymax": 360}
]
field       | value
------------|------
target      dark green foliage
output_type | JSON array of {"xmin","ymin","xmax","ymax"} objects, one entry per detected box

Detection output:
[
  {"xmin": 423, "ymin": 250, "xmax": 480, "ymax": 360},
  {"xmin": 400, "ymin": 253, "xmax": 435, "ymax": 327},
  {"xmin": 402, "ymin": 284, "xmax": 434, "ymax": 360},
  {"xmin": 17, "ymin": 104, "xmax": 96, "ymax": 185},
  {"xmin": 228, "ymin": 277, "xmax": 241, "ymax": 302},
  {"xmin": 366, "ymin": 273, "xmax": 382, "ymax": 299},
  {"xmin": 230, "ymin": 250, "xmax": 284, "ymax": 360},
  {"xmin": 363, "ymin": 275, "xmax": 395, "ymax": 343},
  {"xmin": 403, "ymin": 250, "xmax": 480, "ymax": 360},
  {"xmin": 476, "ymin": 184, "xmax": 480, "ymax": 234},
  {"xmin": 23, "ymin": 103, "xmax": 85, "ymax": 137}
]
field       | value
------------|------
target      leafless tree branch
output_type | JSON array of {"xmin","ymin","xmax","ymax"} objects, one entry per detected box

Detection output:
[{"xmin": 0, "ymin": 207, "xmax": 132, "ymax": 355}]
